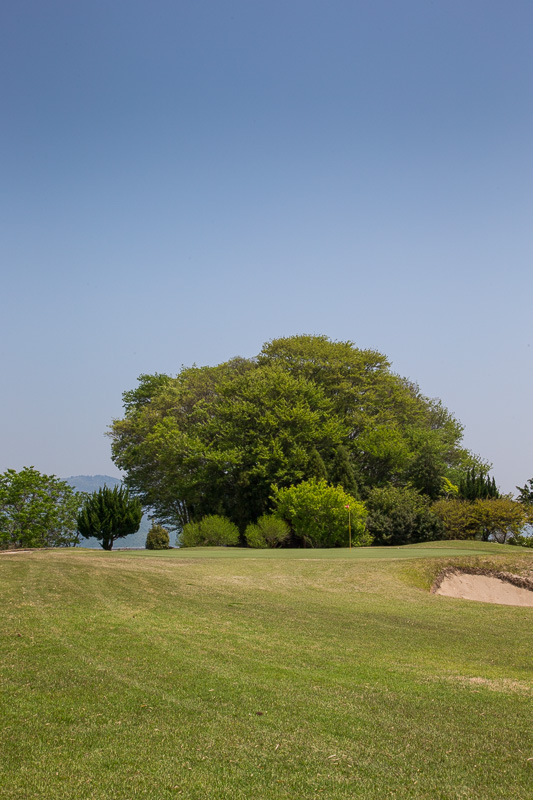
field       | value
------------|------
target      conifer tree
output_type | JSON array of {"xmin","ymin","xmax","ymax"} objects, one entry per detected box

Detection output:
[
  {"xmin": 458, "ymin": 468, "xmax": 499, "ymax": 500},
  {"xmin": 306, "ymin": 449, "xmax": 328, "ymax": 481},
  {"xmin": 77, "ymin": 485, "xmax": 142, "ymax": 550}
]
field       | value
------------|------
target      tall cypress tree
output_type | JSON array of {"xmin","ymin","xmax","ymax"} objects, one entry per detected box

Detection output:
[
  {"xmin": 306, "ymin": 449, "xmax": 328, "ymax": 482},
  {"xmin": 459, "ymin": 468, "xmax": 499, "ymax": 501}
]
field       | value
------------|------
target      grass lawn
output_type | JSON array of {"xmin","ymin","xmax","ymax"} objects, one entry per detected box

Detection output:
[{"xmin": 1, "ymin": 542, "xmax": 532, "ymax": 799}]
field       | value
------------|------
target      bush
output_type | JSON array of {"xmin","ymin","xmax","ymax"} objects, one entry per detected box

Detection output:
[
  {"xmin": 432, "ymin": 498, "xmax": 482, "ymax": 540},
  {"xmin": 508, "ymin": 532, "xmax": 533, "ymax": 548},
  {"xmin": 244, "ymin": 523, "xmax": 268, "ymax": 549},
  {"xmin": 272, "ymin": 479, "xmax": 369, "ymax": 548},
  {"xmin": 244, "ymin": 515, "xmax": 289, "ymax": 548},
  {"xmin": 145, "ymin": 523, "xmax": 170, "ymax": 550},
  {"xmin": 366, "ymin": 485, "xmax": 443, "ymax": 546},
  {"xmin": 473, "ymin": 497, "xmax": 526, "ymax": 543},
  {"xmin": 180, "ymin": 515, "xmax": 239, "ymax": 547},
  {"xmin": 256, "ymin": 515, "xmax": 290, "ymax": 547},
  {"xmin": 433, "ymin": 497, "xmax": 527, "ymax": 543}
]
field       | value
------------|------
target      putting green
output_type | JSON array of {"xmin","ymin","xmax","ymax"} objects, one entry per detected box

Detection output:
[{"xmin": 118, "ymin": 544, "xmax": 497, "ymax": 560}]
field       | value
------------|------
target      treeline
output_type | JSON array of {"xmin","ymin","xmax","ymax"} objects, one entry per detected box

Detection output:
[
  {"xmin": 3, "ymin": 337, "xmax": 531, "ymax": 551},
  {"xmin": 0, "ymin": 469, "xmax": 144, "ymax": 551},
  {"xmin": 109, "ymin": 335, "xmax": 533, "ymax": 548}
]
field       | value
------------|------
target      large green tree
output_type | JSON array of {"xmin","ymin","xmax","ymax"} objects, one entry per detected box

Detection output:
[
  {"xmin": 111, "ymin": 359, "xmax": 345, "ymax": 530},
  {"xmin": 109, "ymin": 335, "xmax": 482, "ymax": 533},
  {"xmin": 77, "ymin": 485, "xmax": 142, "ymax": 550},
  {"xmin": 258, "ymin": 335, "xmax": 479, "ymax": 493},
  {"xmin": 0, "ymin": 467, "xmax": 82, "ymax": 549}
]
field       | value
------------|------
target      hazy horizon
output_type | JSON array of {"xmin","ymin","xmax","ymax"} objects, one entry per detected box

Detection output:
[{"xmin": 2, "ymin": 2, "xmax": 532, "ymax": 495}]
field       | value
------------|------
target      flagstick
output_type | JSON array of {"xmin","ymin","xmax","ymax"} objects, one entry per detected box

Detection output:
[{"xmin": 345, "ymin": 504, "xmax": 351, "ymax": 549}]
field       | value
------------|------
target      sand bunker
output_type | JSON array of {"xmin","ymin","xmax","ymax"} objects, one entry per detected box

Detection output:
[{"xmin": 435, "ymin": 572, "xmax": 533, "ymax": 606}]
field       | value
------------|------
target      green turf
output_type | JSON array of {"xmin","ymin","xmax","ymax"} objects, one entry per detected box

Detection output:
[
  {"xmin": 111, "ymin": 540, "xmax": 511, "ymax": 559},
  {"xmin": 1, "ymin": 544, "xmax": 532, "ymax": 799}
]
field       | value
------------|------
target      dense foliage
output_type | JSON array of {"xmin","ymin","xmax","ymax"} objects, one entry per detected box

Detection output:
[
  {"xmin": 110, "ymin": 335, "xmax": 480, "ymax": 537},
  {"xmin": 245, "ymin": 515, "xmax": 290, "ymax": 548},
  {"xmin": 365, "ymin": 485, "xmax": 443, "ymax": 546},
  {"xmin": 77, "ymin": 485, "xmax": 142, "ymax": 550},
  {"xmin": 431, "ymin": 499, "xmax": 481, "ymax": 540},
  {"xmin": 458, "ymin": 468, "xmax": 499, "ymax": 500},
  {"xmin": 474, "ymin": 498, "xmax": 526, "ymax": 544},
  {"xmin": 433, "ymin": 497, "xmax": 527, "ymax": 543},
  {"xmin": 272, "ymin": 479, "xmax": 369, "ymax": 548},
  {"xmin": 516, "ymin": 478, "xmax": 533, "ymax": 508},
  {"xmin": 0, "ymin": 467, "xmax": 82, "ymax": 549},
  {"xmin": 180, "ymin": 515, "xmax": 239, "ymax": 547}
]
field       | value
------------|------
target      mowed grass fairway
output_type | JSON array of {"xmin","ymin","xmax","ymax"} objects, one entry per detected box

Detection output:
[{"xmin": 1, "ymin": 544, "xmax": 532, "ymax": 800}]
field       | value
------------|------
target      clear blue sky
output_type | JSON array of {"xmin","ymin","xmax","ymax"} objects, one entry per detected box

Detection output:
[{"xmin": 1, "ymin": 1, "xmax": 532, "ymax": 493}]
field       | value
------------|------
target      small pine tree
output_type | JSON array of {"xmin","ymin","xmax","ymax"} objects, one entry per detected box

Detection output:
[{"xmin": 77, "ymin": 485, "xmax": 142, "ymax": 550}]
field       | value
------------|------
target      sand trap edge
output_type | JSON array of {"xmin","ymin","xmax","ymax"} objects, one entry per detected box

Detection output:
[{"xmin": 432, "ymin": 567, "xmax": 533, "ymax": 595}]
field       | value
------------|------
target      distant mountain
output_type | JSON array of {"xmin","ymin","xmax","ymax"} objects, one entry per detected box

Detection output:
[
  {"xmin": 66, "ymin": 475, "xmax": 151, "ymax": 549},
  {"xmin": 66, "ymin": 474, "xmax": 122, "ymax": 494}
]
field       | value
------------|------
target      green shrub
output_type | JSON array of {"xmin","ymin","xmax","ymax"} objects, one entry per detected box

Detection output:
[
  {"xmin": 245, "ymin": 516, "xmax": 289, "ymax": 548},
  {"xmin": 180, "ymin": 515, "xmax": 239, "ymax": 547},
  {"xmin": 244, "ymin": 523, "xmax": 268, "ymax": 549},
  {"xmin": 508, "ymin": 533, "xmax": 533, "ymax": 548},
  {"xmin": 272, "ymin": 479, "xmax": 369, "ymax": 548},
  {"xmin": 256, "ymin": 515, "xmax": 289, "ymax": 547},
  {"xmin": 145, "ymin": 523, "xmax": 170, "ymax": 550},
  {"xmin": 180, "ymin": 521, "xmax": 202, "ymax": 548},
  {"xmin": 432, "ymin": 498, "xmax": 482, "ymax": 540},
  {"xmin": 366, "ymin": 485, "xmax": 442, "ymax": 546}
]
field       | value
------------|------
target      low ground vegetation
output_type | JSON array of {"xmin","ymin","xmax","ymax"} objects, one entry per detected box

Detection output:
[{"xmin": 1, "ymin": 544, "xmax": 532, "ymax": 800}]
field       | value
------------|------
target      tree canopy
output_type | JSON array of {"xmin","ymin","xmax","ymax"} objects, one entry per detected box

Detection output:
[
  {"xmin": 0, "ymin": 467, "xmax": 82, "ymax": 549},
  {"xmin": 109, "ymin": 335, "xmax": 483, "ymax": 534}
]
